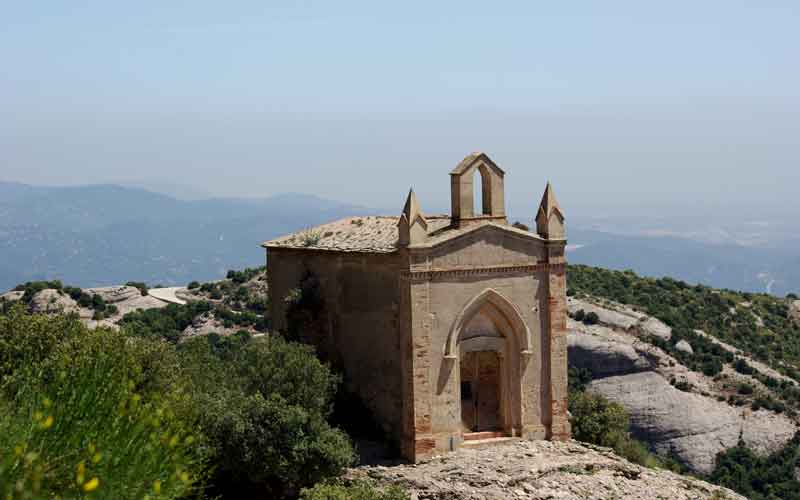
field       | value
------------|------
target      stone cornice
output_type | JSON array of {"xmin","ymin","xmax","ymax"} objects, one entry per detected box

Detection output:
[{"xmin": 401, "ymin": 262, "xmax": 565, "ymax": 282}]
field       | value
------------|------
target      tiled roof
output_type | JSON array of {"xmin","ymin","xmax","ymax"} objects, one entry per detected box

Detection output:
[
  {"xmin": 263, "ymin": 215, "xmax": 452, "ymax": 253},
  {"xmin": 263, "ymin": 215, "xmax": 543, "ymax": 253}
]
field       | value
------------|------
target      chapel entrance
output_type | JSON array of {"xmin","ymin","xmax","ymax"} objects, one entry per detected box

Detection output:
[{"xmin": 460, "ymin": 350, "xmax": 501, "ymax": 432}]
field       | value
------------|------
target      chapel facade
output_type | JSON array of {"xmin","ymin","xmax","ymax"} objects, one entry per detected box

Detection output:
[{"xmin": 263, "ymin": 152, "xmax": 570, "ymax": 462}]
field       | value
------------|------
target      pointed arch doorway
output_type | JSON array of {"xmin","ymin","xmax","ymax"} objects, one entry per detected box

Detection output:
[{"xmin": 447, "ymin": 289, "xmax": 530, "ymax": 440}]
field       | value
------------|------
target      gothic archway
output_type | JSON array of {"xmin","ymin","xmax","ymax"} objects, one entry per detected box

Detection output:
[{"xmin": 445, "ymin": 289, "xmax": 530, "ymax": 438}]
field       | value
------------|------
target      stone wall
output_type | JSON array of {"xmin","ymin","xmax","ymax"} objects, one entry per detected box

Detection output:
[
  {"xmin": 267, "ymin": 248, "xmax": 406, "ymax": 445},
  {"xmin": 402, "ymin": 226, "xmax": 566, "ymax": 460}
]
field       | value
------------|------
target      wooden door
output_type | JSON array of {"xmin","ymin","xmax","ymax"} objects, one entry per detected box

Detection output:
[{"xmin": 460, "ymin": 351, "xmax": 501, "ymax": 432}]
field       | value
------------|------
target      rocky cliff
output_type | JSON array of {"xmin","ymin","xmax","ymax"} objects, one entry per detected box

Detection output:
[{"xmin": 568, "ymin": 297, "xmax": 798, "ymax": 474}]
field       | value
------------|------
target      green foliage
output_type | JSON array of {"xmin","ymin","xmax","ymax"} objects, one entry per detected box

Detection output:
[
  {"xmin": 0, "ymin": 305, "xmax": 86, "ymax": 385},
  {"xmin": 187, "ymin": 281, "xmax": 200, "ymax": 290},
  {"xmin": 15, "ymin": 281, "xmax": 64, "ymax": 302},
  {"xmin": 568, "ymin": 265, "xmax": 800, "ymax": 410},
  {"xmin": 300, "ymin": 479, "xmax": 409, "ymax": 500},
  {"xmin": 583, "ymin": 311, "xmax": 599, "ymax": 325},
  {"xmin": 225, "ymin": 267, "xmax": 263, "ymax": 285},
  {"xmin": 120, "ymin": 301, "xmax": 213, "ymax": 342},
  {"xmin": 568, "ymin": 366, "xmax": 593, "ymax": 392},
  {"xmin": 568, "ymin": 265, "xmax": 800, "ymax": 378},
  {"xmin": 568, "ymin": 374, "xmax": 675, "ymax": 470},
  {"xmin": 180, "ymin": 335, "xmax": 354, "ymax": 497},
  {"xmin": 0, "ymin": 309, "xmax": 208, "ymax": 499},
  {"xmin": 569, "ymin": 390, "xmax": 630, "ymax": 448},
  {"xmin": 711, "ymin": 435, "xmax": 800, "ymax": 500}
]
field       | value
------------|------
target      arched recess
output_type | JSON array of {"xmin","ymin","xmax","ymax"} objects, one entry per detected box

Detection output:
[
  {"xmin": 472, "ymin": 165, "xmax": 493, "ymax": 216},
  {"xmin": 443, "ymin": 288, "xmax": 533, "ymax": 436},
  {"xmin": 444, "ymin": 288, "xmax": 532, "ymax": 359}
]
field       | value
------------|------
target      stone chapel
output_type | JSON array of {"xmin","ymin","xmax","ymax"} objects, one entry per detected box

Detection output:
[{"xmin": 263, "ymin": 152, "xmax": 570, "ymax": 462}]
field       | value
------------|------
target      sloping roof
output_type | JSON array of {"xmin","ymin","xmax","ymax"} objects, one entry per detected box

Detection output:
[
  {"xmin": 450, "ymin": 152, "xmax": 505, "ymax": 176},
  {"xmin": 263, "ymin": 216, "xmax": 450, "ymax": 253},
  {"xmin": 263, "ymin": 215, "xmax": 543, "ymax": 253}
]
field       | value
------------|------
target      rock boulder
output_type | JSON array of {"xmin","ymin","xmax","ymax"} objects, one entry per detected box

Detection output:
[
  {"xmin": 588, "ymin": 372, "xmax": 796, "ymax": 474},
  {"xmin": 568, "ymin": 330, "xmax": 650, "ymax": 377},
  {"xmin": 29, "ymin": 290, "xmax": 79, "ymax": 314},
  {"xmin": 84, "ymin": 286, "xmax": 142, "ymax": 304}
]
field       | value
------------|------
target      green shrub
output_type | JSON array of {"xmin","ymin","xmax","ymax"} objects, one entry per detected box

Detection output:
[
  {"xmin": 120, "ymin": 301, "xmax": 213, "ymax": 343},
  {"xmin": 573, "ymin": 309, "xmax": 585, "ymax": 322},
  {"xmin": 737, "ymin": 383, "xmax": 754, "ymax": 395},
  {"xmin": 569, "ymin": 390, "xmax": 628, "ymax": 448},
  {"xmin": 0, "ymin": 310, "xmax": 208, "ymax": 499},
  {"xmin": 187, "ymin": 281, "xmax": 200, "ymax": 290},
  {"xmin": 711, "ymin": 435, "xmax": 800, "ymax": 500},
  {"xmin": 0, "ymin": 305, "xmax": 86, "ymax": 385},
  {"xmin": 569, "ymin": 389, "xmax": 669, "ymax": 469},
  {"xmin": 300, "ymin": 479, "xmax": 409, "ymax": 500},
  {"xmin": 180, "ymin": 335, "xmax": 354, "ymax": 497},
  {"xmin": 583, "ymin": 311, "xmax": 599, "ymax": 325}
]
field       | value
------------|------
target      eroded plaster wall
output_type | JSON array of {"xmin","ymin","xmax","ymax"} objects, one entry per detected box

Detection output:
[
  {"xmin": 267, "ymin": 248, "xmax": 406, "ymax": 444},
  {"xmin": 402, "ymin": 227, "xmax": 558, "ymax": 459}
]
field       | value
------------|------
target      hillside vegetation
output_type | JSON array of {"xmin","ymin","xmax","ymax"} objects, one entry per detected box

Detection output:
[
  {"xmin": 567, "ymin": 264, "xmax": 800, "ymax": 499},
  {"xmin": 568, "ymin": 264, "xmax": 800, "ymax": 384}
]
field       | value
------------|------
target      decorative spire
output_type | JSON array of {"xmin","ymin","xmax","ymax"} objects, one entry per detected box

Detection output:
[
  {"xmin": 536, "ymin": 182, "xmax": 565, "ymax": 239},
  {"xmin": 398, "ymin": 188, "xmax": 428, "ymax": 246}
]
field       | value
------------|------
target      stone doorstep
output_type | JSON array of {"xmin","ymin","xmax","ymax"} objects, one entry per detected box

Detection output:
[
  {"xmin": 461, "ymin": 436, "xmax": 518, "ymax": 448},
  {"xmin": 463, "ymin": 431, "xmax": 506, "ymax": 441}
]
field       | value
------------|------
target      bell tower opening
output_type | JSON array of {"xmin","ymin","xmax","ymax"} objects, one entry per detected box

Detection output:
[{"xmin": 450, "ymin": 152, "xmax": 507, "ymax": 227}]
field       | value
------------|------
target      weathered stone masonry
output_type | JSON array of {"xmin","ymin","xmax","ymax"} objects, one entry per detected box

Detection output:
[{"xmin": 264, "ymin": 152, "xmax": 570, "ymax": 461}]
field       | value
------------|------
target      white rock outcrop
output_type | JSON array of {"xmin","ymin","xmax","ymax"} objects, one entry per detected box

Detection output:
[
  {"xmin": 568, "ymin": 297, "xmax": 671, "ymax": 340},
  {"xmin": 790, "ymin": 300, "xmax": 800, "ymax": 322},
  {"xmin": 589, "ymin": 372, "xmax": 796, "ymax": 474},
  {"xmin": 84, "ymin": 286, "xmax": 142, "ymax": 304},
  {"xmin": 29, "ymin": 290, "xmax": 79, "ymax": 314},
  {"xmin": 675, "ymin": 339, "xmax": 694, "ymax": 355}
]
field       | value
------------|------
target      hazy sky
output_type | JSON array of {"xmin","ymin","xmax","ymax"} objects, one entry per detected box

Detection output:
[{"xmin": 2, "ymin": 1, "xmax": 798, "ymax": 215}]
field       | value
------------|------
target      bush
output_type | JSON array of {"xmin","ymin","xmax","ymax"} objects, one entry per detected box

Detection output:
[
  {"xmin": 737, "ymin": 383, "xmax": 754, "ymax": 395},
  {"xmin": 300, "ymin": 479, "xmax": 409, "ymax": 500},
  {"xmin": 711, "ymin": 435, "xmax": 800, "ymax": 500},
  {"xmin": 120, "ymin": 301, "xmax": 213, "ymax": 343},
  {"xmin": 583, "ymin": 311, "xmax": 599, "ymax": 325},
  {"xmin": 0, "ymin": 310, "xmax": 208, "ymax": 499},
  {"xmin": 569, "ymin": 390, "xmax": 628, "ymax": 448},
  {"xmin": 187, "ymin": 281, "xmax": 200, "ymax": 290},
  {"xmin": 573, "ymin": 309, "xmax": 585, "ymax": 322},
  {"xmin": 180, "ymin": 335, "xmax": 354, "ymax": 497},
  {"xmin": 734, "ymin": 358, "xmax": 755, "ymax": 375},
  {"xmin": 568, "ymin": 390, "xmax": 665, "ymax": 468}
]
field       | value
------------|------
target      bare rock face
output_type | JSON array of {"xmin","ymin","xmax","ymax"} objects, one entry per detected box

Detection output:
[
  {"xmin": 568, "ymin": 297, "xmax": 671, "ymax": 340},
  {"xmin": 790, "ymin": 300, "xmax": 800, "ymax": 322},
  {"xmin": 568, "ymin": 298, "xmax": 640, "ymax": 330},
  {"xmin": 29, "ymin": 290, "xmax": 79, "ymax": 314},
  {"xmin": 0, "ymin": 291, "xmax": 23, "ymax": 302},
  {"xmin": 637, "ymin": 317, "xmax": 672, "ymax": 341},
  {"xmin": 589, "ymin": 372, "xmax": 796, "ymax": 474},
  {"xmin": 83, "ymin": 286, "xmax": 141, "ymax": 304},
  {"xmin": 567, "ymin": 330, "xmax": 650, "ymax": 377},
  {"xmin": 355, "ymin": 439, "xmax": 746, "ymax": 500},
  {"xmin": 675, "ymin": 339, "xmax": 694, "ymax": 355}
]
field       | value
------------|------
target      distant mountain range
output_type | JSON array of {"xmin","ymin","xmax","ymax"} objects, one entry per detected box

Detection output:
[
  {"xmin": 0, "ymin": 182, "xmax": 367, "ymax": 290},
  {"xmin": 0, "ymin": 181, "xmax": 797, "ymax": 296}
]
